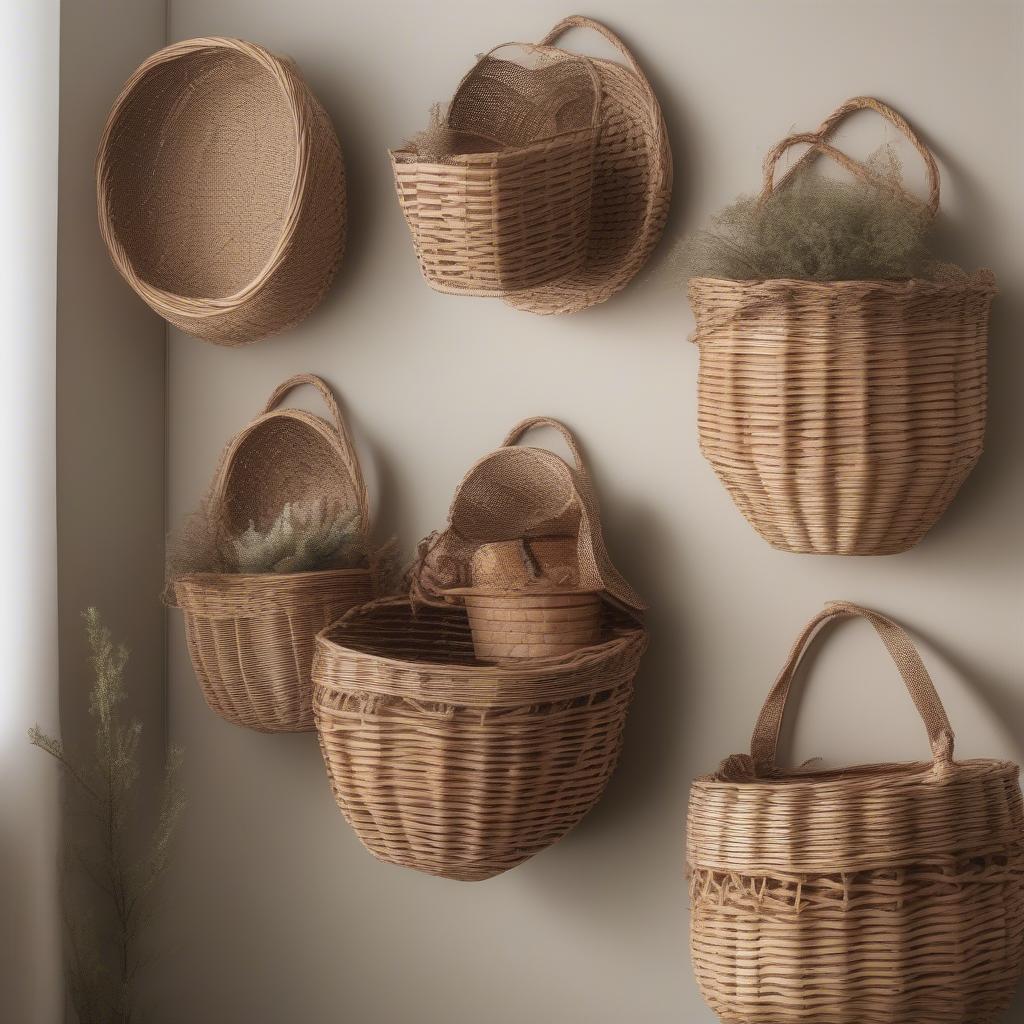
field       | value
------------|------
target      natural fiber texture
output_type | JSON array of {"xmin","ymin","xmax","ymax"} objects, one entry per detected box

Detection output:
[
  {"xmin": 173, "ymin": 375, "xmax": 375, "ymax": 732},
  {"xmin": 411, "ymin": 416, "xmax": 645, "ymax": 613},
  {"xmin": 687, "ymin": 601, "xmax": 1024, "ymax": 1024},
  {"xmin": 391, "ymin": 16, "xmax": 671, "ymax": 312},
  {"xmin": 457, "ymin": 588, "xmax": 602, "ymax": 661},
  {"xmin": 677, "ymin": 145, "xmax": 961, "ymax": 282},
  {"xmin": 97, "ymin": 37, "xmax": 345, "ymax": 345},
  {"xmin": 504, "ymin": 16, "xmax": 672, "ymax": 314},
  {"xmin": 392, "ymin": 47, "xmax": 599, "ymax": 296},
  {"xmin": 689, "ymin": 97, "xmax": 996, "ymax": 554},
  {"xmin": 312, "ymin": 597, "xmax": 647, "ymax": 880}
]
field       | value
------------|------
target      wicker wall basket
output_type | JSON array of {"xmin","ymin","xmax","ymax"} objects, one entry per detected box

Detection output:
[
  {"xmin": 312, "ymin": 597, "xmax": 647, "ymax": 880},
  {"xmin": 392, "ymin": 15, "xmax": 671, "ymax": 313},
  {"xmin": 173, "ymin": 375, "xmax": 374, "ymax": 732},
  {"xmin": 97, "ymin": 37, "xmax": 345, "ymax": 345},
  {"xmin": 690, "ymin": 97, "xmax": 996, "ymax": 555},
  {"xmin": 687, "ymin": 602, "xmax": 1024, "ymax": 1024}
]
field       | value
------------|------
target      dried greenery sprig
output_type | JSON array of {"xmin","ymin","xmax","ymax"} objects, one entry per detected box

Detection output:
[
  {"xmin": 675, "ymin": 146, "xmax": 964, "ymax": 283},
  {"xmin": 29, "ymin": 608, "xmax": 183, "ymax": 1024}
]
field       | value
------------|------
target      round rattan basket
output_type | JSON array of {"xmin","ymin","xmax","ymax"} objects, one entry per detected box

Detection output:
[
  {"xmin": 312, "ymin": 597, "xmax": 647, "ymax": 880},
  {"xmin": 173, "ymin": 375, "xmax": 374, "ymax": 732},
  {"xmin": 687, "ymin": 601, "xmax": 1024, "ymax": 1024},
  {"xmin": 97, "ymin": 37, "xmax": 345, "ymax": 345},
  {"xmin": 689, "ymin": 97, "xmax": 996, "ymax": 555}
]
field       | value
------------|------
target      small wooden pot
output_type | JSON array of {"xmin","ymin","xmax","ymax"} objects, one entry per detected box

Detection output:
[{"xmin": 457, "ymin": 589, "xmax": 602, "ymax": 661}]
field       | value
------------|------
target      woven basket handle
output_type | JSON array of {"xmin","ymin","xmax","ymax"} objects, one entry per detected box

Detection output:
[
  {"xmin": 749, "ymin": 601, "xmax": 955, "ymax": 774},
  {"xmin": 540, "ymin": 15, "xmax": 649, "ymax": 87},
  {"xmin": 759, "ymin": 96, "xmax": 941, "ymax": 217},
  {"xmin": 261, "ymin": 373, "xmax": 370, "ymax": 533},
  {"xmin": 503, "ymin": 416, "xmax": 588, "ymax": 476}
]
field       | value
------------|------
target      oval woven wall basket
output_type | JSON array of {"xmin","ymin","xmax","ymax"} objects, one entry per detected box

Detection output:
[
  {"xmin": 687, "ymin": 602, "xmax": 1024, "ymax": 1024},
  {"xmin": 313, "ymin": 598, "xmax": 646, "ymax": 881},
  {"xmin": 391, "ymin": 15, "xmax": 672, "ymax": 314},
  {"xmin": 97, "ymin": 37, "xmax": 345, "ymax": 345},
  {"xmin": 690, "ymin": 97, "xmax": 996, "ymax": 555},
  {"xmin": 172, "ymin": 375, "xmax": 375, "ymax": 732},
  {"xmin": 312, "ymin": 416, "xmax": 648, "ymax": 880}
]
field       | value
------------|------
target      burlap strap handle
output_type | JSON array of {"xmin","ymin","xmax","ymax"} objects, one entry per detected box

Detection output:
[
  {"xmin": 503, "ymin": 416, "xmax": 588, "ymax": 476},
  {"xmin": 260, "ymin": 373, "xmax": 370, "ymax": 534},
  {"xmin": 759, "ymin": 96, "xmax": 941, "ymax": 217},
  {"xmin": 749, "ymin": 601, "xmax": 955, "ymax": 775}
]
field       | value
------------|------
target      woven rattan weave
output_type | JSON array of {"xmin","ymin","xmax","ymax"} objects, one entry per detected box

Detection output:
[
  {"xmin": 173, "ymin": 375, "xmax": 374, "ymax": 732},
  {"xmin": 312, "ymin": 597, "xmax": 647, "ymax": 880},
  {"xmin": 97, "ymin": 37, "xmax": 345, "ymax": 345},
  {"xmin": 392, "ymin": 16, "xmax": 671, "ymax": 313},
  {"xmin": 689, "ymin": 97, "xmax": 996, "ymax": 554},
  {"xmin": 687, "ymin": 601, "xmax": 1024, "ymax": 1024}
]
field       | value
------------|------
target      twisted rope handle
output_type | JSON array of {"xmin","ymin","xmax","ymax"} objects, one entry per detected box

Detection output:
[
  {"xmin": 759, "ymin": 96, "xmax": 941, "ymax": 217},
  {"xmin": 259, "ymin": 373, "xmax": 370, "ymax": 536},
  {"xmin": 503, "ymin": 416, "xmax": 588, "ymax": 476},
  {"xmin": 749, "ymin": 601, "xmax": 955, "ymax": 774}
]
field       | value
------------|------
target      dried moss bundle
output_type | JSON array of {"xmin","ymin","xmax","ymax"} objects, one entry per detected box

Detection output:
[
  {"xmin": 678, "ymin": 146, "xmax": 962, "ymax": 282},
  {"xmin": 166, "ymin": 498, "xmax": 370, "ymax": 582}
]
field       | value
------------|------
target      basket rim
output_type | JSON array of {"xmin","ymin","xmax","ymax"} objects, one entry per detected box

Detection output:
[
  {"xmin": 691, "ymin": 755, "xmax": 1020, "ymax": 791},
  {"xmin": 688, "ymin": 270, "xmax": 998, "ymax": 296},
  {"xmin": 389, "ymin": 121, "xmax": 596, "ymax": 167},
  {"xmin": 314, "ymin": 595, "xmax": 645, "ymax": 677},
  {"xmin": 174, "ymin": 565, "xmax": 374, "ymax": 588},
  {"xmin": 96, "ymin": 36, "xmax": 312, "ymax": 318}
]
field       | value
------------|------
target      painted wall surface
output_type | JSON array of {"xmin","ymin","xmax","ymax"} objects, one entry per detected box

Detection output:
[{"xmin": 157, "ymin": 2, "xmax": 1023, "ymax": 1021}]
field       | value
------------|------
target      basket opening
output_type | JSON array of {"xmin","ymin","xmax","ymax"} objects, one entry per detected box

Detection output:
[
  {"xmin": 103, "ymin": 47, "xmax": 296, "ymax": 300},
  {"xmin": 220, "ymin": 419, "xmax": 358, "ymax": 535}
]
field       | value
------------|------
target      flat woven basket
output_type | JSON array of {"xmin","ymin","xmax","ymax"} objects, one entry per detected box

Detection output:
[
  {"xmin": 690, "ymin": 97, "xmax": 996, "ymax": 555},
  {"xmin": 312, "ymin": 597, "xmax": 647, "ymax": 880},
  {"xmin": 391, "ymin": 41, "xmax": 600, "ymax": 296},
  {"xmin": 97, "ymin": 37, "xmax": 345, "ymax": 345},
  {"xmin": 687, "ymin": 601, "xmax": 1024, "ymax": 1024},
  {"xmin": 173, "ymin": 375, "xmax": 374, "ymax": 732}
]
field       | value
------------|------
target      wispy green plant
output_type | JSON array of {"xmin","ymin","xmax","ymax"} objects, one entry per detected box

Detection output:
[
  {"xmin": 29, "ymin": 608, "xmax": 183, "ymax": 1024},
  {"xmin": 675, "ymin": 145, "xmax": 963, "ymax": 283},
  {"xmin": 232, "ymin": 501, "xmax": 364, "ymax": 574}
]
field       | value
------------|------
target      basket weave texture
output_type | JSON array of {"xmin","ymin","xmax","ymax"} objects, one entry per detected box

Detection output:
[
  {"xmin": 97, "ymin": 37, "xmax": 345, "ymax": 345},
  {"xmin": 392, "ymin": 16, "xmax": 671, "ymax": 313},
  {"xmin": 174, "ymin": 375, "xmax": 374, "ymax": 732},
  {"xmin": 687, "ymin": 602, "xmax": 1024, "ymax": 1024},
  {"xmin": 391, "ymin": 48, "xmax": 599, "ymax": 296},
  {"xmin": 312, "ymin": 597, "xmax": 647, "ymax": 880},
  {"xmin": 689, "ymin": 97, "xmax": 996, "ymax": 554}
]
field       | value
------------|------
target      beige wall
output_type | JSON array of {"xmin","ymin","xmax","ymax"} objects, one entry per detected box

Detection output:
[{"xmin": 158, "ymin": 1, "xmax": 1023, "ymax": 1021}]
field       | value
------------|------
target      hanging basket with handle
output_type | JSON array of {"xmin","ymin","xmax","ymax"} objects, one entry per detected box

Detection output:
[
  {"xmin": 172, "ymin": 374, "xmax": 375, "ymax": 732},
  {"xmin": 687, "ymin": 601, "xmax": 1024, "ymax": 1024},
  {"xmin": 689, "ymin": 97, "xmax": 996, "ymax": 555},
  {"xmin": 312, "ymin": 416, "xmax": 647, "ymax": 880},
  {"xmin": 392, "ymin": 15, "xmax": 671, "ymax": 311}
]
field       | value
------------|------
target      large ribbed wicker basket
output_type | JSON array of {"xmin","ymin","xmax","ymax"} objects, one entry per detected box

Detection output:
[
  {"xmin": 312, "ymin": 598, "xmax": 647, "ymax": 880},
  {"xmin": 690, "ymin": 97, "xmax": 996, "ymax": 555},
  {"xmin": 173, "ymin": 375, "xmax": 374, "ymax": 732},
  {"xmin": 687, "ymin": 602, "xmax": 1024, "ymax": 1024},
  {"xmin": 97, "ymin": 37, "xmax": 345, "ymax": 345},
  {"xmin": 391, "ymin": 41, "xmax": 600, "ymax": 296}
]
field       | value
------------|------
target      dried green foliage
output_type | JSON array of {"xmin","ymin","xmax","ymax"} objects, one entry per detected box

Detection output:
[
  {"xmin": 166, "ymin": 498, "xmax": 381, "ymax": 582},
  {"xmin": 676, "ymin": 146, "xmax": 963, "ymax": 282},
  {"xmin": 232, "ymin": 501, "xmax": 363, "ymax": 575},
  {"xmin": 29, "ymin": 609, "xmax": 184, "ymax": 1024}
]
